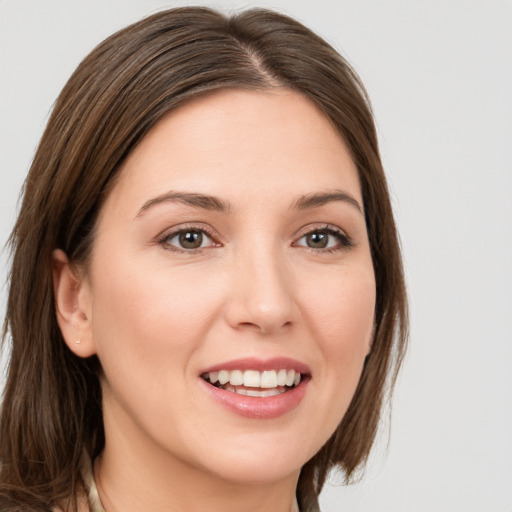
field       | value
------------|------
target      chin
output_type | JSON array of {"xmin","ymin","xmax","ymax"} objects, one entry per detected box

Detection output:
[
  {"xmin": 204, "ymin": 457, "xmax": 302, "ymax": 485},
  {"xmin": 191, "ymin": 430, "xmax": 317, "ymax": 485}
]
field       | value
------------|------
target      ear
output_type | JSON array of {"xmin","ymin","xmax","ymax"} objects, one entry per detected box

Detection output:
[{"xmin": 52, "ymin": 249, "xmax": 96, "ymax": 358}]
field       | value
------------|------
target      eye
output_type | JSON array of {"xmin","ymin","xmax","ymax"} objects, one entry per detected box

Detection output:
[
  {"xmin": 160, "ymin": 227, "xmax": 218, "ymax": 251},
  {"xmin": 293, "ymin": 226, "xmax": 352, "ymax": 251}
]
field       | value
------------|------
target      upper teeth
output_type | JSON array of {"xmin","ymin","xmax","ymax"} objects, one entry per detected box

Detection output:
[{"xmin": 205, "ymin": 369, "xmax": 301, "ymax": 388}]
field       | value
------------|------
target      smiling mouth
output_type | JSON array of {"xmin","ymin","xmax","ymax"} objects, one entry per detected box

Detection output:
[{"xmin": 201, "ymin": 369, "xmax": 303, "ymax": 397}]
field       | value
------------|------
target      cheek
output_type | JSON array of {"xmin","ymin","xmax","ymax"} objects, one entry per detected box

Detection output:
[
  {"xmin": 87, "ymin": 252, "xmax": 231, "ymax": 446},
  {"xmin": 300, "ymin": 263, "xmax": 375, "ymax": 438},
  {"xmin": 93, "ymin": 251, "xmax": 213, "ymax": 327},
  {"xmin": 88, "ymin": 251, "xmax": 227, "ymax": 386},
  {"xmin": 303, "ymin": 263, "xmax": 376, "ymax": 353}
]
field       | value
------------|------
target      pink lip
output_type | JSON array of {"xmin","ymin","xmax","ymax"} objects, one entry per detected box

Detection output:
[
  {"xmin": 199, "ymin": 357, "xmax": 311, "ymax": 420},
  {"xmin": 200, "ymin": 378, "xmax": 309, "ymax": 419}
]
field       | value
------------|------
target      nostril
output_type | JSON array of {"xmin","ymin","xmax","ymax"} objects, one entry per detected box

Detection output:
[{"xmin": 237, "ymin": 320, "xmax": 292, "ymax": 334}]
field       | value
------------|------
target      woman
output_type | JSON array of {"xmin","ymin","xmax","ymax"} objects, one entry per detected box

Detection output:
[{"xmin": 0, "ymin": 7, "xmax": 407, "ymax": 512}]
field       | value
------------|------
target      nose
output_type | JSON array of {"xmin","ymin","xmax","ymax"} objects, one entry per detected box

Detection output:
[{"xmin": 224, "ymin": 244, "xmax": 297, "ymax": 335}]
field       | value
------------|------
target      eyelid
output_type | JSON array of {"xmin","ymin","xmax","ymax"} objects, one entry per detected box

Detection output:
[
  {"xmin": 157, "ymin": 223, "xmax": 222, "ymax": 252},
  {"xmin": 156, "ymin": 222, "xmax": 352, "ymax": 253},
  {"xmin": 292, "ymin": 224, "xmax": 353, "ymax": 251}
]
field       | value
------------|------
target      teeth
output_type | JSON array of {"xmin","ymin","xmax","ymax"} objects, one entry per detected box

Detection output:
[
  {"xmin": 204, "ymin": 368, "xmax": 303, "ymax": 390},
  {"xmin": 224, "ymin": 385, "xmax": 287, "ymax": 397},
  {"xmin": 218, "ymin": 370, "xmax": 230, "ymax": 385},
  {"xmin": 236, "ymin": 387, "xmax": 287, "ymax": 397},
  {"xmin": 260, "ymin": 370, "xmax": 277, "ymax": 388},
  {"xmin": 243, "ymin": 370, "xmax": 260, "ymax": 387},
  {"xmin": 277, "ymin": 369, "xmax": 287, "ymax": 386},
  {"xmin": 229, "ymin": 370, "xmax": 243, "ymax": 386}
]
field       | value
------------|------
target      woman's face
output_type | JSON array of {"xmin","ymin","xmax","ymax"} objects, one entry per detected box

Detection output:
[{"xmin": 80, "ymin": 89, "xmax": 375, "ymax": 484}]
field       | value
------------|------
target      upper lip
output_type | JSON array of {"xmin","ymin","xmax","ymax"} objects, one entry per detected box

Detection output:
[{"xmin": 200, "ymin": 357, "xmax": 311, "ymax": 376}]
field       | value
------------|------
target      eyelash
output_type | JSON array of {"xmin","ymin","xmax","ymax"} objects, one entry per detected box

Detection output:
[
  {"xmin": 158, "ymin": 224, "xmax": 353, "ymax": 253},
  {"xmin": 158, "ymin": 224, "xmax": 220, "ymax": 254},
  {"xmin": 293, "ymin": 225, "xmax": 353, "ymax": 253}
]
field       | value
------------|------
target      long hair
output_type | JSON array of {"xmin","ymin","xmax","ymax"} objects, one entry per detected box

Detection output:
[{"xmin": 1, "ymin": 7, "xmax": 408, "ymax": 511}]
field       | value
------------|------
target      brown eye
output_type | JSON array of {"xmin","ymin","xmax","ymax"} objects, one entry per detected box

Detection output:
[
  {"xmin": 294, "ymin": 227, "xmax": 352, "ymax": 251},
  {"xmin": 305, "ymin": 232, "xmax": 328, "ymax": 248},
  {"xmin": 178, "ymin": 230, "xmax": 203, "ymax": 249},
  {"xmin": 162, "ymin": 228, "xmax": 215, "ymax": 251}
]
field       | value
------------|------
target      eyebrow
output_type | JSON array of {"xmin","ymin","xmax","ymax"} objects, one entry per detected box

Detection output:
[
  {"xmin": 135, "ymin": 189, "xmax": 363, "ymax": 218},
  {"xmin": 292, "ymin": 190, "xmax": 364, "ymax": 215},
  {"xmin": 136, "ymin": 191, "xmax": 231, "ymax": 217}
]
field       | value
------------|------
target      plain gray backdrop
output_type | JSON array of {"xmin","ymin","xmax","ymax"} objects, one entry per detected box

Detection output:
[{"xmin": 1, "ymin": 1, "xmax": 511, "ymax": 511}]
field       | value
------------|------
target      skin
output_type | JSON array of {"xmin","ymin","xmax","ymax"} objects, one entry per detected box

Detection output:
[{"xmin": 54, "ymin": 89, "xmax": 376, "ymax": 512}]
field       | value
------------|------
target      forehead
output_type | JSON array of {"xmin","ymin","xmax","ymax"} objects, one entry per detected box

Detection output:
[{"xmin": 104, "ymin": 88, "xmax": 361, "ymax": 215}]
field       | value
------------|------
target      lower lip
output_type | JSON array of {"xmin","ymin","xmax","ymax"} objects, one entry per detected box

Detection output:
[{"xmin": 200, "ymin": 378, "xmax": 309, "ymax": 419}]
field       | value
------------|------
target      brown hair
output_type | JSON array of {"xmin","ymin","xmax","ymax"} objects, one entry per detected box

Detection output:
[{"xmin": 1, "ymin": 7, "xmax": 407, "ymax": 512}]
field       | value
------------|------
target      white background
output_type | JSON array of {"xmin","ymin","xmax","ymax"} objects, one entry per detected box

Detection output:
[{"xmin": 1, "ymin": 1, "xmax": 511, "ymax": 511}]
